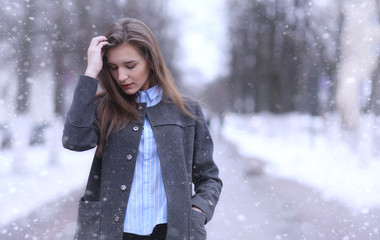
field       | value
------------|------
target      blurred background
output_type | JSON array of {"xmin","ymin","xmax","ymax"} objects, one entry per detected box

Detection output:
[{"xmin": 1, "ymin": 0, "xmax": 380, "ymax": 239}]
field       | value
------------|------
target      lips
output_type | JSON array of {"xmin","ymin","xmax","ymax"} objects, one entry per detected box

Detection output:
[{"xmin": 120, "ymin": 83, "xmax": 133, "ymax": 89}]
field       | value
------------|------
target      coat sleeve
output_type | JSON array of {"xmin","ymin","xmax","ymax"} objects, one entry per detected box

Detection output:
[
  {"xmin": 191, "ymin": 102, "xmax": 223, "ymax": 224},
  {"xmin": 62, "ymin": 75, "xmax": 99, "ymax": 151}
]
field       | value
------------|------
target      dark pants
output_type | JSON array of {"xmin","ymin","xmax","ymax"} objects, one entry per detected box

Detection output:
[{"xmin": 123, "ymin": 224, "xmax": 167, "ymax": 240}]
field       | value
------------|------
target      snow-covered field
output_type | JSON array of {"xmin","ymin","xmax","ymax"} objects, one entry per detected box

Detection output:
[
  {"xmin": 221, "ymin": 112, "xmax": 380, "ymax": 212},
  {"xmin": 0, "ymin": 122, "xmax": 93, "ymax": 227}
]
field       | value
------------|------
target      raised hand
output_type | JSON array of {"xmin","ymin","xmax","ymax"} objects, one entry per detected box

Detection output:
[{"xmin": 84, "ymin": 36, "xmax": 110, "ymax": 78}]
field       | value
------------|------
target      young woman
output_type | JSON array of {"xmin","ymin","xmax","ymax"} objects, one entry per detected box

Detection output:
[{"xmin": 62, "ymin": 18, "xmax": 222, "ymax": 240}]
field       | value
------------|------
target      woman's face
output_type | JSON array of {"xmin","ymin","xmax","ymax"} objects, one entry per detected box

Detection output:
[{"xmin": 106, "ymin": 43, "xmax": 151, "ymax": 95}]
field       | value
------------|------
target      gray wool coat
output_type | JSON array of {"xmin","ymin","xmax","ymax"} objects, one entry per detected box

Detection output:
[{"xmin": 62, "ymin": 75, "xmax": 222, "ymax": 240}]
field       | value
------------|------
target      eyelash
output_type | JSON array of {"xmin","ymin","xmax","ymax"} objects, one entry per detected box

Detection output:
[{"xmin": 109, "ymin": 65, "xmax": 136, "ymax": 71}]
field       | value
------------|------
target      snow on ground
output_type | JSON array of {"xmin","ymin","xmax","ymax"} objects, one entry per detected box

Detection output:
[
  {"xmin": 0, "ymin": 122, "xmax": 93, "ymax": 227},
  {"xmin": 222, "ymin": 112, "xmax": 380, "ymax": 212}
]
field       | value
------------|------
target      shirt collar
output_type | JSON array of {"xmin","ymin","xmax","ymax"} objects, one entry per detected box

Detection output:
[{"xmin": 137, "ymin": 85, "xmax": 162, "ymax": 104}]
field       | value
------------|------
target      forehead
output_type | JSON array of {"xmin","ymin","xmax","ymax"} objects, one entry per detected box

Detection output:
[{"xmin": 106, "ymin": 43, "xmax": 143, "ymax": 63}]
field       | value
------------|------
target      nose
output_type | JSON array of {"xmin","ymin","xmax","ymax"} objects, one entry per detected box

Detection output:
[{"xmin": 117, "ymin": 68, "xmax": 128, "ymax": 82}]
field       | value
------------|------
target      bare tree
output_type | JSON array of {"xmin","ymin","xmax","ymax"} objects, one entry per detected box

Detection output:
[
  {"xmin": 51, "ymin": 1, "xmax": 69, "ymax": 117},
  {"xmin": 226, "ymin": 0, "xmax": 327, "ymax": 114},
  {"xmin": 336, "ymin": 0, "xmax": 379, "ymax": 131},
  {"xmin": 15, "ymin": 0, "xmax": 36, "ymax": 114},
  {"xmin": 367, "ymin": 0, "xmax": 380, "ymax": 115}
]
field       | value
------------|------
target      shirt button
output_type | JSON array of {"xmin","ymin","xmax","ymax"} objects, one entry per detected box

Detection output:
[
  {"xmin": 133, "ymin": 126, "xmax": 139, "ymax": 131},
  {"xmin": 120, "ymin": 185, "xmax": 127, "ymax": 191},
  {"xmin": 114, "ymin": 216, "xmax": 120, "ymax": 222},
  {"xmin": 126, "ymin": 154, "xmax": 132, "ymax": 161}
]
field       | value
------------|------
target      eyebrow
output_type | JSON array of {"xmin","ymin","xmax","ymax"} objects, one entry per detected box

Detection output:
[{"xmin": 107, "ymin": 60, "xmax": 138, "ymax": 65}]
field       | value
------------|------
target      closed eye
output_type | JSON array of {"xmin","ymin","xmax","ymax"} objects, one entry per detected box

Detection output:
[{"xmin": 126, "ymin": 64, "xmax": 136, "ymax": 69}]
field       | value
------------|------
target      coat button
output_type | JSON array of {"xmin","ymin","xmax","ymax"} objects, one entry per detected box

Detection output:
[
  {"xmin": 114, "ymin": 216, "xmax": 120, "ymax": 222},
  {"xmin": 126, "ymin": 154, "xmax": 132, "ymax": 161},
  {"xmin": 120, "ymin": 185, "xmax": 127, "ymax": 191},
  {"xmin": 133, "ymin": 126, "xmax": 139, "ymax": 131}
]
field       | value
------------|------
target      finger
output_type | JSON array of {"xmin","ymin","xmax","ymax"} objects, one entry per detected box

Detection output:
[
  {"xmin": 92, "ymin": 36, "xmax": 107, "ymax": 41},
  {"xmin": 98, "ymin": 41, "xmax": 110, "ymax": 49},
  {"xmin": 90, "ymin": 36, "xmax": 107, "ymax": 47}
]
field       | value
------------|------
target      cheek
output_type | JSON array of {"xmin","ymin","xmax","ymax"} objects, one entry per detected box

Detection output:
[
  {"xmin": 135, "ymin": 68, "xmax": 147, "ymax": 80},
  {"xmin": 142, "ymin": 70, "xmax": 150, "ymax": 80},
  {"xmin": 141, "ymin": 67, "xmax": 150, "ymax": 79}
]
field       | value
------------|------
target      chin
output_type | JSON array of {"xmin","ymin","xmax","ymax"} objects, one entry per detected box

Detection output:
[{"xmin": 123, "ymin": 90, "xmax": 138, "ymax": 95}]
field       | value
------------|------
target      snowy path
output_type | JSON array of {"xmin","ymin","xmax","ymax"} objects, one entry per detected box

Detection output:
[{"xmin": 207, "ymin": 133, "xmax": 380, "ymax": 239}]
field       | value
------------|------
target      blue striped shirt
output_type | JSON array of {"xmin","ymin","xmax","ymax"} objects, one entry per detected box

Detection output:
[{"xmin": 124, "ymin": 85, "xmax": 168, "ymax": 235}]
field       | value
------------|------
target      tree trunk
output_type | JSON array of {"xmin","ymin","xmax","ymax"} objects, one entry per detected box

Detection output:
[
  {"xmin": 367, "ymin": 0, "xmax": 380, "ymax": 115},
  {"xmin": 16, "ymin": 0, "xmax": 35, "ymax": 114},
  {"xmin": 52, "ymin": 1, "xmax": 66, "ymax": 118}
]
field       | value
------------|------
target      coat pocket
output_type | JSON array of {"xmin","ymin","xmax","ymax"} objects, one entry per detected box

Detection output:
[
  {"xmin": 74, "ymin": 197, "xmax": 102, "ymax": 240},
  {"xmin": 190, "ymin": 209, "xmax": 207, "ymax": 240}
]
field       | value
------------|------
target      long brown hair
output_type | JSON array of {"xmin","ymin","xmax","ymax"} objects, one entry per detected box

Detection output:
[{"xmin": 95, "ymin": 17, "xmax": 192, "ymax": 156}]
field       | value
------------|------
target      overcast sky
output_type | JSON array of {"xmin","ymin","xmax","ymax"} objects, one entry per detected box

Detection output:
[{"xmin": 168, "ymin": 0, "xmax": 228, "ymax": 88}]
